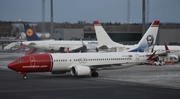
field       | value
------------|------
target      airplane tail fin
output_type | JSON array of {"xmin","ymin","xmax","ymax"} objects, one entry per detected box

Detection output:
[
  {"xmin": 128, "ymin": 20, "xmax": 160, "ymax": 52},
  {"xmin": 23, "ymin": 23, "xmax": 41, "ymax": 41},
  {"xmin": 94, "ymin": 21, "xmax": 120, "ymax": 46}
]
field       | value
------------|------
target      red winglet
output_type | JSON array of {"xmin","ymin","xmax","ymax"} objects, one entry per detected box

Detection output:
[
  {"xmin": 25, "ymin": 48, "xmax": 37, "ymax": 55},
  {"xmin": 94, "ymin": 21, "xmax": 100, "ymax": 25},
  {"xmin": 151, "ymin": 20, "xmax": 160, "ymax": 26},
  {"xmin": 147, "ymin": 51, "xmax": 156, "ymax": 60},
  {"xmin": 164, "ymin": 43, "xmax": 169, "ymax": 51},
  {"xmin": 66, "ymin": 47, "xmax": 69, "ymax": 53},
  {"xmin": 17, "ymin": 45, "xmax": 27, "ymax": 50}
]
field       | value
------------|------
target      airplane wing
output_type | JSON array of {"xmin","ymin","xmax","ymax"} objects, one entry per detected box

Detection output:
[
  {"xmin": 98, "ymin": 45, "xmax": 109, "ymax": 49},
  {"xmin": 88, "ymin": 62, "xmax": 141, "ymax": 70},
  {"xmin": 68, "ymin": 40, "xmax": 87, "ymax": 53},
  {"xmin": 22, "ymin": 41, "xmax": 36, "ymax": 46},
  {"xmin": 69, "ymin": 45, "xmax": 87, "ymax": 52},
  {"xmin": 27, "ymin": 42, "xmax": 36, "ymax": 46},
  {"xmin": 155, "ymin": 43, "xmax": 170, "ymax": 56}
]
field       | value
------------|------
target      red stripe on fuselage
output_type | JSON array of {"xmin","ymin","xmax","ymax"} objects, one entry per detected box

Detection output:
[{"xmin": 8, "ymin": 53, "xmax": 52, "ymax": 73}]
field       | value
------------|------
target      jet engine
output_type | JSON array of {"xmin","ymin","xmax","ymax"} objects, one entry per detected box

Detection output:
[
  {"xmin": 71, "ymin": 66, "xmax": 91, "ymax": 76},
  {"xmin": 59, "ymin": 47, "xmax": 65, "ymax": 53},
  {"xmin": 168, "ymin": 55, "xmax": 178, "ymax": 62}
]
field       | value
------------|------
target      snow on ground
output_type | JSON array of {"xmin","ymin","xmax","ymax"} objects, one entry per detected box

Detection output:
[{"xmin": 101, "ymin": 64, "xmax": 180, "ymax": 88}]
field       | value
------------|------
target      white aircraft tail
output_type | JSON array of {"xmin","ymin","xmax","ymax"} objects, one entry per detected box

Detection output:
[
  {"xmin": 94, "ymin": 21, "xmax": 122, "ymax": 46},
  {"xmin": 128, "ymin": 20, "xmax": 160, "ymax": 52}
]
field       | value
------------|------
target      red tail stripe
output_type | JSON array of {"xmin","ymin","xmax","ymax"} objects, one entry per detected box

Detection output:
[{"xmin": 94, "ymin": 21, "xmax": 100, "ymax": 24}]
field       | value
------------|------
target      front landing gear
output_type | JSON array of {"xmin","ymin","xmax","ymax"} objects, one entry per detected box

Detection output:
[
  {"xmin": 17, "ymin": 71, "xmax": 27, "ymax": 80},
  {"xmin": 23, "ymin": 74, "xmax": 27, "ymax": 80}
]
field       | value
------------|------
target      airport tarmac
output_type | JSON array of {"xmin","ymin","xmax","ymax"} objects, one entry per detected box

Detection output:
[{"xmin": 0, "ymin": 52, "xmax": 180, "ymax": 99}]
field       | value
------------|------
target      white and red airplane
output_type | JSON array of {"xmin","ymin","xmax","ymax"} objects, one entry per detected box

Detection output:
[
  {"xmin": 94, "ymin": 20, "xmax": 159, "ymax": 52},
  {"xmin": 8, "ymin": 48, "xmax": 156, "ymax": 79},
  {"xmin": 94, "ymin": 20, "xmax": 180, "ymax": 60}
]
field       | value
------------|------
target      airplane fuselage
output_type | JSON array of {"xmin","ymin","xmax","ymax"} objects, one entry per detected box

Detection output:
[
  {"xmin": 126, "ymin": 45, "xmax": 180, "ymax": 57},
  {"xmin": 8, "ymin": 52, "xmax": 150, "ymax": 77},
  {"xmin": 22, "ymin": 40, "xmax": 98, "ymax": 52}
]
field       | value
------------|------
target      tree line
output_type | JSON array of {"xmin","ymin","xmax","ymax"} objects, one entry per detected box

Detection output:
[{"xmin": 0, "ymin": 21, "xmax": 180, "ymax": 38}]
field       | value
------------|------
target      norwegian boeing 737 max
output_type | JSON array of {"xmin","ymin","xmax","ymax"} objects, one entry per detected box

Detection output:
[{"xmin": 8, "ymin": 41, "xmax": 156, "ymax": 79}]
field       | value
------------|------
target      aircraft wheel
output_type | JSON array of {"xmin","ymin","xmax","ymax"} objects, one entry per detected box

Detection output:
[
  {"xmin": 23, "ymin": 75, "xmax": 27, "ymax": 80},
  {"xmin": 91, "ymin": 72, "xmax": 99, "ymax": 77}
]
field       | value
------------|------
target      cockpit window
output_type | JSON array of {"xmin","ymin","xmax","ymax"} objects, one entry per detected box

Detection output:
[{"xmin": 15, "ymin": 59, "xmax": 24, "ymax": 63}]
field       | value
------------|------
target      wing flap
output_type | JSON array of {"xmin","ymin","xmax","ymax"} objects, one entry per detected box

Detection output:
[{"xmin": 88, "ymin": 62, "xmax": 140, "ymax": 70}]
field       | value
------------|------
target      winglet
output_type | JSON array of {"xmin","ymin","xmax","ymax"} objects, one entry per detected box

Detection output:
[
  {"xmin": 164, "ymin": 43, "xmax": 170, "ymax": 53},
  {"xmin": 66, "ymin": 47, "xmax": 69, "ymax": 53},
  {"xmin": 147, "ymin": 51, "xmax": 156, "ymax": 60},
  {"xmin": 80, "ymin": 39, "xmax": 85, "ymax": 46},
  {"xmin": 164, "ymin": 43, "xmax": 169, "ymax": 50}
]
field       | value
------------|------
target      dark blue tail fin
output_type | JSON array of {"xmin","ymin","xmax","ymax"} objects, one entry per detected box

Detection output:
[{"xmin": 23, "ymin": 23, "xmax": 41, "ymax": 41}]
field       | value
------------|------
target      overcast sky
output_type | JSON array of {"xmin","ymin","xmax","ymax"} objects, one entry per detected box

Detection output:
[{"xmin": 0, "ymin": 0, "xmax": 179, "ymax": 23}]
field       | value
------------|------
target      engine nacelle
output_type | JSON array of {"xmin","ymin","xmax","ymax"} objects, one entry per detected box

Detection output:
[
  {"xmin": 59, "ymin": 47, "xmax": 65, "ymax": 53},
  {"xmin": 71, "ymin": 66, "xmax": 91, "ymax": 76},
  {"xmin": 168, "ymin": 55, "xmax": 178, "ymax": 62}
]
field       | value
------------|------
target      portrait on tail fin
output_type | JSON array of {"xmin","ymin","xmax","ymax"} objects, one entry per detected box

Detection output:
[{"xmin": 145, "ymin": 35, "xmax": 154, "ymax": 52}]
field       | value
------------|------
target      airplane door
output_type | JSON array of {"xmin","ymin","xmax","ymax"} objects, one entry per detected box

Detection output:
[
  {"xmin": 29, "ymin": 56, "xmax": 36, "ymax": 66},
  {"xmin": 135, "ymin": 54, "xmax": 139, "ymax": 62},
  {"xmin": 79, "ymin": 58, "xmax": 86, "ymax": 64}
]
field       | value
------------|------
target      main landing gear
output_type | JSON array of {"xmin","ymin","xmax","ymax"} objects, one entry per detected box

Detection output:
[{"xmin": 91, "ymin": 71, "xmax": 99, "ymax": 77}]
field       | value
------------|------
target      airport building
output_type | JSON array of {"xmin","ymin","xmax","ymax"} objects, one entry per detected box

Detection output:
[
  {"xmin": 54, "ymin": 28, "xmax": 84, "ymax": 40},
  {"xmin": 54, "ymin": 28, "xmax": 180, "ymax": 45},
  {"xmin": 54, "ymin": 27, "xmax": 142, "ymax": 44},
  {"xmin": 157, "ymin": 28, "xmax": 180, "ymax": 45}
]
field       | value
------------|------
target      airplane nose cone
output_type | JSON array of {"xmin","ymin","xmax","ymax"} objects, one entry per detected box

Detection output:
[{"xmin": 8, "ymin": 62, "xmax": 17, "ymax": 71}]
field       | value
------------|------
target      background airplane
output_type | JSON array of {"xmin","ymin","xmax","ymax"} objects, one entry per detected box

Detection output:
[
  {"xmin": 94, "ymin": 20, "xmax": 180, "ymax": 62},
  {"xmin": 94, "ymin": 20, "xmax": 159, "ymax": 53},
  {"xmin": 22, "ymin": 23, "xmax": 98, "ymax": 54}
]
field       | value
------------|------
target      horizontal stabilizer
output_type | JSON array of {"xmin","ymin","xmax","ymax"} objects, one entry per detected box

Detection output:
[
  {"xmin": 147, "ymin": 51, "xmax": 156, "ymax": 60},
  {"xmin": 18, "ymin": 45, "xmax": 27, "ymax": 50}
]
